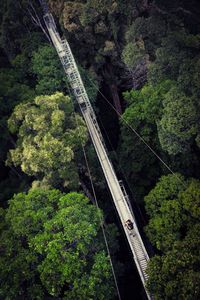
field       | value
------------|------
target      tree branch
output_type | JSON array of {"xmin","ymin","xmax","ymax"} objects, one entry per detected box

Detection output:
[{"xmin": 27, "ymin": 0, "xmax": 51, "ymax": 44}]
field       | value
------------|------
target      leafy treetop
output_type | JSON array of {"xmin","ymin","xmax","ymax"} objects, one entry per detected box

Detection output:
[
  {"xmin": 7, "ymin": 92, "xmax": 88, "ymax": 189},
  {"xmin": 0, "ymin": 188, "xmax": 116, "ymax": 299}
]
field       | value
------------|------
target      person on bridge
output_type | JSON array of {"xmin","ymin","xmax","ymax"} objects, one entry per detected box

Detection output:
[{"xmin": 125, "ymin": 219, "xmax": 134, "ymax": 230}]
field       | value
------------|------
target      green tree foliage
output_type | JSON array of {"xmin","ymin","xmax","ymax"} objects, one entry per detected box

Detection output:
[
  {"xmin": 146, "ymin": 225, "xmax": 200, "ymax": 300},
  {"xmin": 62, "ymin": 0, "xmax": 123, "ymax": 66},
  {"xmin": 118, "ymin": 5, "xmax": 200, "ymax": 194},
  {"xmin": 122, "ymin": 15, "xmax": 166, "ymax": 69},
  {"xmin": 78, "ymin": 64, "xmax": 98, "ymax": 105},
  {"xmin": 32, "ymin": 45, "xmax": 68, "ymax": 95},
  {"xmin": 148, "ymin": 31, "xmax": 200, "ymax": 85},
  {"xmin": 7, "ymin": 92, "xmax": 88, "ymax": 189},
  {"xmin": 56, "ymin": 0, "xmax": 137, "ymax": 110},
  {"xmin": 157, "ymin": 86, "xmax": 200, "ymax": 155},
  {"xmin": 0, "ymin": 68, "xmax": 35, "ymax": 106},
  {"xmin": 118, "ymin": 80, "xmax": 173, "ymax": 201},
  {"xmin": 0, "ymin": 67, "xmax": 35, "ymax": 172},
  {"xmin": 144, "ymin": 173, "xmax": 184, "ymax": 218},
  {"xmin": 122, "ymin": 41, "xmax": 145, "ymax": 69},
  {"xmin": 118, "ymin": 79, "xmax": 200, "ymax": 188},
  {"xmin": 0, "ymin": 3, "xmax": 45, "ymax": 204},
  {"xmin": 145, "ymin": 174, "xmax": 200, "ymax": 298},
  {"xmin": 58, "ymin": 0, "xmax": 133, "ymax": 89},
  {"xmin": 32, "ymin": 44, "xmax": 98, "ymax": 102},
  {"xmin": 178, "ymin": 56, "xmax": 200, "ymax": 97},
  {"xmin": 0, "ymin": 189, "xmax": 116, "ymax": 299},
  {"xmin": 150, "ymin": 41, "xmax": 200, "ymax": 156},
  {"xmin": 0, "ymin": 0, "xmax": 46, "ymax": 60},
  {"xmin": 10, "ymin": 32, "xmax": 47, "ymax": 83},
  {"xmin": 145, "ymin": 173, "xmax": 185, "ymax": 251},
  {"xmin": 121, "ymin": 30, "xmax": 200, "ymax": 180},
  {"xmin": 0, "ymin": 0, "xmax": 27, "ymax": 59},
  {"xmin": 145, "ymin": 174, "xmax": 200, "ymax": 251}
]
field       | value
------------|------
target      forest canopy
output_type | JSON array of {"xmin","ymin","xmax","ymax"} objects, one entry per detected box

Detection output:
[{"xmin": 0, "ymin": 0, "xmax": 200, "ymax": 299}]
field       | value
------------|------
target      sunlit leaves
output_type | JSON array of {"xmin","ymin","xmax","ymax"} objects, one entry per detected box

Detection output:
[
  {"xmin": 7, "ymin": 92, "xmax": 88, "ymax": 188},
  {"xmin": 122, "ymin": 41, "xmax": 145, "ymax": 69}
]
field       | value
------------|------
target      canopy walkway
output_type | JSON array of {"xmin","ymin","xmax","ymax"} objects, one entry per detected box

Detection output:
[{"xmin": 40, "ymin": 2, "xmax": 152, "ymax": 299}]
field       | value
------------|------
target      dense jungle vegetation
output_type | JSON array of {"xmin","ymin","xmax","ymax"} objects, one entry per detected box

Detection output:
[{"xmin": 0, "ymin": 0, "xmax": 200, "ymax": 299}]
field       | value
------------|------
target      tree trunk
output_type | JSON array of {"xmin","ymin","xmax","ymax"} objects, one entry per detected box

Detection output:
[
  {"xmin": 110, "ymin": 83, "xmax": 122, "ymax": 115},
  {"xmin": 104, "ymin": 62, "xmax": 122, "ymax": 115},
  {"xmin": 79, "ymin": 179, "xmax": 95, "ymax": 205}
]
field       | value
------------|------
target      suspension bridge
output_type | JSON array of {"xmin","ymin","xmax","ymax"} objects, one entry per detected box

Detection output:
[{"xmin": 39, "ymin": 1, "xmax": 152, "ymax": 299}]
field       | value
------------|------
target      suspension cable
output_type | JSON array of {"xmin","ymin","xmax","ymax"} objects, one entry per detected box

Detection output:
[
  {"xmin": 85, "ymin": 77, "xmax": 187, "ymax": 188},
  {"xmin": 96, "ymin": 112, "xmax": 147, "ymax": 225},
  {"xmin": 66, "ymin": 83, "xmax": 122, "ymax": 300},
  {"xmin": 82, "ymin": 146, "xmax": 122, "ymax": 300}
]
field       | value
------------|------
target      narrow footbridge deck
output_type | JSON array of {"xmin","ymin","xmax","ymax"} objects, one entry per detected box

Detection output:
[{"xmin": 41, "ymin": 5, "xmax": 152, "ymax": 299}]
